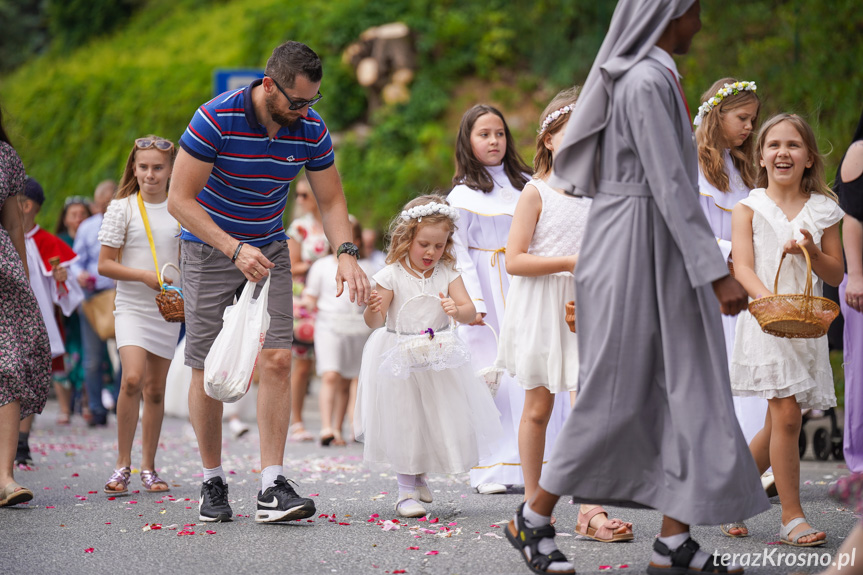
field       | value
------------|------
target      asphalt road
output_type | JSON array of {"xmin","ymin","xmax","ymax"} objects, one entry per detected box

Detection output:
[{"xmin": 0, "ymin": 399, "xmax": 858, "ymax": 575}]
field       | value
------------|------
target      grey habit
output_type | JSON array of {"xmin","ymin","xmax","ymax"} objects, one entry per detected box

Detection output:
[{"xmin": 540, "ymin": 0, "xmax": 770, "ymax": 525}]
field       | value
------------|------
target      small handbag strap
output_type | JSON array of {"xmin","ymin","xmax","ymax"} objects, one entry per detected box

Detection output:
[{"xmin": 137, "ymin": 192, "xmax": 162, "ymax": 288}]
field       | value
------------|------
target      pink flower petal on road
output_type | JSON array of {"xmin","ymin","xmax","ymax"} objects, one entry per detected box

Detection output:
[
  {"xmin": 424, "ymin": 551, "xmax": 439, "ymax": 556},
  {"xmin": 84, "ymin": 548, "xmax": 94, "ymax": 553}
]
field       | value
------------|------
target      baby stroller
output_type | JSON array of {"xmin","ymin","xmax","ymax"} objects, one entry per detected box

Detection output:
[{"xmin": 798, "ymin": 407, "xmax": 844, "ymax": 461}]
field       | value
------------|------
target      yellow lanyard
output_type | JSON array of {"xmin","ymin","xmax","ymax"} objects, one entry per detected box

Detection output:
[{"xmin": 137, "ymin": 192, "xmax": 162, "ymax": 287}]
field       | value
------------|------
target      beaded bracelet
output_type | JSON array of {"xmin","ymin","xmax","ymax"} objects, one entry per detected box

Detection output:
[{"xmin": 231, "ymin": 242, "xmax": 244, "ymax": 263}]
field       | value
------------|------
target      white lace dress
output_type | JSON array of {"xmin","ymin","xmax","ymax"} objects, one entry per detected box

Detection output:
[
  {"xmin": 730, "ymin": 189, "xmax": 844, "ymax": 409},
  {"xmin": 496, "ymin": 179, "xmax": 591, "ymax": 393},
  {"xmin": 354, "ymin": 260, "xmax": 503, "ymax": 474}
]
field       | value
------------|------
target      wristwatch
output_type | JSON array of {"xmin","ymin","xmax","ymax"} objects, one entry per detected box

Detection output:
[{"xmin": 336, "ymin": 242, "xmax": 360, "ymax": 258}]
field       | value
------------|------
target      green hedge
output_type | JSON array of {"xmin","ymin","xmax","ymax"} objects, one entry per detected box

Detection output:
[{"xmin": 1, "ymin": 0, "xmax": 860, "ymax": 233}]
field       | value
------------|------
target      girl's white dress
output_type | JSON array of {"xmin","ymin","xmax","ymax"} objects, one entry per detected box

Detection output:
[
  {"xmin": 98, "ymin": 194, "xmax": 181, "ymax": 359},
  {"xmin": 496, "ymin": 179, "xmax": 591, "ymax": 393},
  {"xmin": 448, "ymin": 165, "xmax": 571, "ymax": 487},
  {"xmin": 354, "ymin": 260, "xmax": 503, "ymax": 474},
  {"xmin": 698, "ymin": 153, "xmax": 767, "ymax": 443},
  {"xmin": 730, "ymin": 188, "xmax": 844, "ymax": 409},
  {"xmin": 306, "ymin": 255, "xmax": 378, "ymax": 378}
]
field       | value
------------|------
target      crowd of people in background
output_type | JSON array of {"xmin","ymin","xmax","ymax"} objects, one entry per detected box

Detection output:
[{"xmin": 1, "ymin": 2, "xmax": 862, "ymax": 572}]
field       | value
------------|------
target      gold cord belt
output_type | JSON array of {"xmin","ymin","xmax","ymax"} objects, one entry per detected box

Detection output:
[{"xmin": 468, "ymin": 246, "xmax": 507, "ymax": 308}]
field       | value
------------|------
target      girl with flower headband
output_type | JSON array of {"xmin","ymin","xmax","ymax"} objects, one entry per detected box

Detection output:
[
  {"xmin": 448, "ymin": 104, "xmax": 559, "ymax": 495},
  {"xmin": 694, "ymin": 78, "xmax": 771, "ymax": 537},
  {"xmin": 354, "ymin": 194, "xmax": 502, "ymax": 518},
  {"xmin": 729, "ymin": 113, "xmax": 844, "ymax": 547},
  {"xmin": 97, "ymin": 135, "xmax": 181, "ymax": 496},
  {"xmin": 496, "ymin": 87, "xmax": 635, "ymax": 543}
]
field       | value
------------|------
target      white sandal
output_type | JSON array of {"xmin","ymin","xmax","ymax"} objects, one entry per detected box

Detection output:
[{"xmin": 780, "ymin": 517, "xmax": 826, "ymax": 547}]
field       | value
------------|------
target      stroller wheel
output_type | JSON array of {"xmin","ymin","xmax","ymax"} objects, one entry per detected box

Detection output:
[
  {"xmin": 813, "ymin": 428, "xmax": 831, "ymax": 461},
  {"xmin": 798, "ymin": 428, "xmax": 807, "ymax": 459}
]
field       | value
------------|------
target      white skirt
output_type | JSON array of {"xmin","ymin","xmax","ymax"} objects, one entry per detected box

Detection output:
[
  {"xmin": 730, "ymin": 310, "xmax": 836, "ymax": 410},
  {"xmin": 115, "ymin": 308, "xmax": 181, "ymax": 359},
  {"xmin": 496, "ymin": 274, "xmax": 578, "ymax": 393},
  {"xmin": 354, "ymin": 328, "xmax": 503, "ymax": 475}
]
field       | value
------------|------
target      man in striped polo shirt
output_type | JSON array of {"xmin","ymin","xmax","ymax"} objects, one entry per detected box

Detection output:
[{"xmin": 168, "ymin": 41, "xmax": 370, "ymax": 524}]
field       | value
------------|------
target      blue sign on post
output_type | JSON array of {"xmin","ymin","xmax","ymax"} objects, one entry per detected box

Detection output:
[{"xmin": 213, "ymin": 69, "xmax": 265, "ymax": 97}]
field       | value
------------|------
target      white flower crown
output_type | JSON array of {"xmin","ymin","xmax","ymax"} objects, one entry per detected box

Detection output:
[
  {"xmin": 693, "ymin": 81, "xmax": 757, "ymax": 127},
  {"xmin": 400, "ymin": 203, "xmax": 459, "ymax": 223},
  {"xmin": 539, "ymin": 105, "xmax": 573, "ymax": 135}
]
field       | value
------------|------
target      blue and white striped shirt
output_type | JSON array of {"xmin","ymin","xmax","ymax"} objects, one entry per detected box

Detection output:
[{"xmin": 179, "ymin": 79, "xmax": 334, "ymax": 247}]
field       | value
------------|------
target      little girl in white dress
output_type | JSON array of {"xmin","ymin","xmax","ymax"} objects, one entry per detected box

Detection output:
[
  {"xmin": 730, "ymin": 114, "xmax": 845, "ymax": 546},
  {"xmin": 497, "ymin": 88, "xmax": 633, "ymax": 543},
  {"xmin": 355, "ymin": 195, "xmax": 502, "ymax": 518}
]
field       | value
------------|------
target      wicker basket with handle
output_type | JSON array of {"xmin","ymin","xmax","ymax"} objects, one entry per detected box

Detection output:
[
  {"xmin": 155, "ymin": 263, "xmax": 185, "ymax": 323},
  {"xmin": 748, "ymin": 244, "xmax": 839, "ymax": 339}
]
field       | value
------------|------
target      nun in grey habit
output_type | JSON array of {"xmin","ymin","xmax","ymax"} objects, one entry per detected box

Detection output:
[{"xmin": 540, "ymin": 0, "xmax": 769, "ymax": 527}]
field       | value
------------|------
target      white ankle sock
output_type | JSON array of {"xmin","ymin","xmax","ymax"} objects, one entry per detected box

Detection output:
[
  {"xmin": 520, "ymin": 503, "xmax": 573, "ymax": 572},
  {"xmin": 652, "ymin": 533, "xmax": 728, "ymax": 571},
  {"xmin": 203, "ymin": 465, "xmax": 225, "ymax": 483},
  {"xmin": 396, "ymin": 473, "xmax": 419, "ymax": 504},
  {"xmin": 261, "ymin": 465, "xmax": 283, "ymax": 491}
]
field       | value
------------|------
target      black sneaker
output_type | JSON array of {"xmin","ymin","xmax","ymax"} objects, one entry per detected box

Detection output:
[
  {"xmin": 199, "ymin": 477, "xmax": 233, "ymax": 522},
  {"xmin": 255, "ymin": 476, "xmax": 316, "ymax": 523}
]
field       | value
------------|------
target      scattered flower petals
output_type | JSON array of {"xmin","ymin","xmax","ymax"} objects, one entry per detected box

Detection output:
[
  {"xmin": 206, "ymin": 530, "xmax": 216, "ymax": 535},
  {"xmin": 429, "ymin": 518, "xmax": 439, "ymax": 524},
  {"xmin": 424, "ymin": 551, "xmax": 439, "ymax": 556},
  {"xmin": 84, "ymin": 548, "xmax": 95, "ymax": 553},
  {"xmin": 407, "ymin": 546, "xmax": 419, "ymax": 550}
]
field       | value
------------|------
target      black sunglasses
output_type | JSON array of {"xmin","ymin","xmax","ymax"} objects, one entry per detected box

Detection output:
[{"xmin": 268, "ymin": 76, "xmax": 323, "ymax": 111}]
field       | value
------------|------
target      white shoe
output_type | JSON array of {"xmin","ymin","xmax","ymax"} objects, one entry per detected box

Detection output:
[
  {"xmin": 761, "ymin": 471, "xmax": 777, "ymax": 498},
  {"xmin": 395, "ymin": 492, "xmax": 427, "ymax": 518},
  {"xmin": 229, "ymin": 418, "xmax": 249, "ymax": 439},
  {"xmin": 101, "ymin": 389, "xmax": 115, "ymax": 411},
  {"xmin": 416, "ymin": 475, "xmax": 433, "ymax": 503},
  {"xmin": 476, "ymin": 482, "xmax": 507, "ymax": 495}
]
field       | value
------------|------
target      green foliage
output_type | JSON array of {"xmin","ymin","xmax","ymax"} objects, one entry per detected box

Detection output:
[
  {"xmin": 1, "ymin": 0, "xmax": 860, "ymax": 234},
  {"xmin": 0, "ymin": 0, "xmax": 50, "ymax": 73},
  {"xmin": 45, "ymin": 0, "xmax": 141, "ymax": 50}
]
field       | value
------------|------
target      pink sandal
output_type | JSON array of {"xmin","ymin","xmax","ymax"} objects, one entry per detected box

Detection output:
[
  {"xmin": 141, "ymin": 469, "xmax": 170, "ymax": 493},
  {"xmin": 575, "ymin": 505, "xmax": 634, "ymax": 542},
  {"xmin": 104, "ymin": 467, "xmax": 131, "ymax": 495}
]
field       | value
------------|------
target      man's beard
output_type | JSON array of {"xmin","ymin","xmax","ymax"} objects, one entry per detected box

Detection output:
[{"xmin": 266, "ymin": 94, "xmax": 301, "ymax": 129}]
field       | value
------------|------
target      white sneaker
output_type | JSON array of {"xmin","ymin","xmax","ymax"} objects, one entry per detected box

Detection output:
[
  {"xmin": 761, "ymin": 471, "xmax": 777, "ymax": 498},
  {"xmin": 476, "ymin": 482, "xmax": 507, "ymax": 495},
  {"xmin": 395, "ymin": 492, "xmax": 427, "ymax": 518},
  {"xmin": 229, "ymin": 418, "xmax": 249, "ymax": 438}
]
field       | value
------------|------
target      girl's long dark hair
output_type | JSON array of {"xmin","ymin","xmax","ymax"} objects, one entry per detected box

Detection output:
[{"xmin": 452, "ymin": 104, "xmax": 530, "ymax": 194}]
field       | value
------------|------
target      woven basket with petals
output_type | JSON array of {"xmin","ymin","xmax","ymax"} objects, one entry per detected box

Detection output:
[
  {"xmin": 748, "ymin": 244, "xmax": 839, "ymax": 339},
  {"xmin": 156, "ymin": 263, "xmax": 185, "ymax": 323}
]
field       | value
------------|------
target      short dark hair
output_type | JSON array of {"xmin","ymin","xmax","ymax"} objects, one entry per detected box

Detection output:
[{"xmin": 265, "ymin": 41, "xmax": 323, "ymax": 88}]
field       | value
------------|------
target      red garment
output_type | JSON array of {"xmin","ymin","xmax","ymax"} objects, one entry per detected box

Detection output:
[{"xmin": 31, "ymin": 226, "xmax": 78, "ymax": 276}]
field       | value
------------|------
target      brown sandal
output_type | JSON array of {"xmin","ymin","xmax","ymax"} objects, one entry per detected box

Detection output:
[
  {"xmin": 575, "ymin": 505, "xmax": 634, "ymax": 542},
  {"xmin": 104, "ymin": 467, "xmax": 131, "ymax": 495},
  {"xmin": 0, "ymin": 481, "xmax": 33, "ymax": 506},
  {"xmin": 141, "ymin": 469, "xmax": 170, "ymax": 493}
]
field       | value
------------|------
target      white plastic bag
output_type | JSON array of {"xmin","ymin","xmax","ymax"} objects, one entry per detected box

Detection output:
[{"xmin": 204, "ymin": 277, "xmax": 271, "ymax": 403}]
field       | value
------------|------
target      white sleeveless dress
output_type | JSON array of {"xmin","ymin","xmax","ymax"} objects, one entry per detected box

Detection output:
[
  {"xmin": 496, "ymin": 179, "xmax": 591, "ymax": 393},
  {"xmin": 730, "ymin": 189, "xmax": 844, "ymax": 409},
  {"xmin": 354, "ymin": 260, "xmax": 503, "ymax": 474}
]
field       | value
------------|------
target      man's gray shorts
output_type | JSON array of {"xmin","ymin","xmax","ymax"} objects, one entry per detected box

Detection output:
[{"xmin": 181, "ymin": 239, "xmax": 293, "ymax": 370}]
